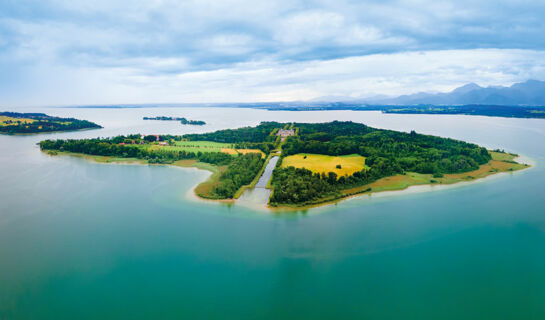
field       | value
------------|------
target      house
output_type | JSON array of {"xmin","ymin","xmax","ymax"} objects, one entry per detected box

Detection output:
[
  {"xmin": 276, "ymin": 129, "xmax": 295, "ymax": 137},
  {"xmin": 159, "ymin": 142, "xmax": 168, "ymax": 146}
]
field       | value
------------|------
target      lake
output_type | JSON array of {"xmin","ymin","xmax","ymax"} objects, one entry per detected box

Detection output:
[{"xmin": 1, "ymin": 107, "xmax": 544, "ymax": 319}]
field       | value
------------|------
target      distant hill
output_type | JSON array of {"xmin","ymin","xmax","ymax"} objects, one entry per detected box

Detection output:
[{"xmin": 363, "ymin": 80, "xmax": 545, "ymax": 106}]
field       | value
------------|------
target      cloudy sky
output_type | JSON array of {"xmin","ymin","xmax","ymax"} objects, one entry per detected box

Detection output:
[{"xmin": 1, "ymin": 0, "xmax": 545, "ymax": 106}]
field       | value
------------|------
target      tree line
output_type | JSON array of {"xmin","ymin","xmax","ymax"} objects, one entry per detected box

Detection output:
[
  {"xmin": 39, "ymin": 136, "xmax": 232, "ymax": 165},
  {"xmin": 213, "ymin": 153, "xmax": 264, "ymax": 198},
  {"xmin": 40, "ymin": 135, "xmax": 264, "ymax": 199},
  {"xmin": 0, "ymin": 112, "xmax": 102, "ymax": 134},
  {"xmin": 271, "ymin": 121, "xmax": 492, "ymax": 205}
]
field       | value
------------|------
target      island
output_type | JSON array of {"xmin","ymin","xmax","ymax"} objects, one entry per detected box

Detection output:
[
  {"xmin": 143, "ymin": 116, "xmax": 206, "ymax": 125},
  {"xmin": 0, "ymin": 112, "xmax": 102, "ymax": 134},
  {"xmin": 39, "ymin": 121, "xmax": 530, "ymax": 209}
]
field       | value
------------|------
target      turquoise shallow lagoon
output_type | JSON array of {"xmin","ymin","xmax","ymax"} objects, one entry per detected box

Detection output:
[{"xmin": 1, "ymin": 107, "xmax": 544, "ymax": 319}]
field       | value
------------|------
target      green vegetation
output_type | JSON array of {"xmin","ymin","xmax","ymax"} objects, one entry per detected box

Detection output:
[
  {"xmin": 340, "ymin": 151, "xmax": 529, "ymax": 198},
  {"xmin": 0, "ymin": 112, "xmax": 102, "ymax": 134},
  {"xmin": 40, "ymin": 133, "xmax": 267, "ymax": 199},
  {"xmin": 40, "ymin": 135, "xmax": 234, "ymax": 165},
  {"xmin": 39, "ymin": 121, "xmax": 528, "ymax": 207},
  {"xmin": 174, "ymin": 140, "xmax": 232, "ymax": 149},
  {"xmin": 271, "ymin": 121, "xmax": 494, "ymax": 206},
  {"xmin": 143, "ymin": 116, "xmax": 206, "ymax": 125},
  {"xmin": 212, "ymin": 153, "xmax": 265, "ymax": 198},
  {"xmin": 489, "ymin": 150, "xmax": 518, "ymax": 162},
  {"xmin": 183, "ymin": 122, "xmax": 278, "ymax": 154}
]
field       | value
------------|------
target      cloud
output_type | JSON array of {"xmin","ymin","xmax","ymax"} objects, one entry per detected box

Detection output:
[
  {"xmin": 1, "ymin": 0, "xmax": 545, "ymax": 105},
  {"xmin": 2, "ymin": 48, "xmax": 545, "ymax": 106}
]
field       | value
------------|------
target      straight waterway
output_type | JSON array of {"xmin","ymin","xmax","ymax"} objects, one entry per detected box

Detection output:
[
  {"xmin": 255, "ymin": 156, "xmax": 279, "ymax": 188},
  {"xmin": 237, "ymin": 156, "xmax": 279, "ymax": 207}
]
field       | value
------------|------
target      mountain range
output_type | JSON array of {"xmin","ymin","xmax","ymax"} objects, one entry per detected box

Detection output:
[{"xmin": 338, "ymin": 80, "xmax": 545, "ymax": 106}]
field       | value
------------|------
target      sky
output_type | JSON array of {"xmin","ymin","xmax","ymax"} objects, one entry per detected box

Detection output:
[{"xmin": 1, "ymin": 0, "xmax": 545, "ymax": 107}]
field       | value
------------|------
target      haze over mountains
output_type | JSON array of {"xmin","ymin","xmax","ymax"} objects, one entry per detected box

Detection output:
[{"xmin": 336, "ymin": 80, "xmax": 545, "ymax": 106}]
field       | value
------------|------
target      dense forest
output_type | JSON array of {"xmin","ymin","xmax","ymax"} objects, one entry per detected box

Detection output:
[
  {"xmin": 0, "ymin": 112, "xmax": 102, "ymax": 134},
  {"xmin": 183, "ymin": 122, "xmax": 280, "ymax": 153},
  {"xmin": 183, "ymin": 122, "xmax": 280, "ymax": 143},
  {"xmin": 270, "ymin": 121, "xmax": 491, "ymax": 205},
  {"xmin": 213, "ymin": 153, "xmax": 264, "ymax": 198}
]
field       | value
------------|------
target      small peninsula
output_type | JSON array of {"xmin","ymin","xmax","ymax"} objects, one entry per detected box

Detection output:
[
  {"xmin": 40, "ymin": 121, "xmax": 529, "ymax": 209},
  {"xmin": 0, "ymin": 112, "xmax": 102, "ymax": 134},
  {"xmin": 143, "ymin": 116, "xmax": 206, "ymax": 125}
]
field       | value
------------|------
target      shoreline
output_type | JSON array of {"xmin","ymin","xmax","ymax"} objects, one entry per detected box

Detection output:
[
  {"xmin": 267, "ymin": 152, "xmax": 532, "ymax": 211},
  {"xmin": 43, "ymin": 150, "xmax": 234, "ymax": 202},
  {"xmin": 1, "ymin": 126, "xmax": 102, "ymax": 136},
  {"xmin": 271, "ymin": 164, "xmax": 533, "ymax": 213},
  {"xmin": 43, "ymin": 150, "xmax": 531, "ymax": 212}
]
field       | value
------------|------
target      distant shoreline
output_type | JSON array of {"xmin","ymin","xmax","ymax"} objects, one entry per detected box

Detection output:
[{"xmin": 56, "ymin": 104, "xmax": 545, "ymax": 120}]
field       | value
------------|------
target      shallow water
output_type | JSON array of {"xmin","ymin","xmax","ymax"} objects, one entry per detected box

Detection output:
[{"xmin": 1, "ymin": 107, "xmax": 544, "ymax": 319}]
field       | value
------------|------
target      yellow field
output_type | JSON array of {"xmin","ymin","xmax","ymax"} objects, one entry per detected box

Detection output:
[
  {"xmin": 0, "ymin": 116, "xmax": 35, "ymax": 126},
  {"xmin": 221, "ymin": 148, "xmax": 264, "ymax": 157},
  {"xmin": 281, "ymin": 153, "xmax": 367, "ymax": 176}
]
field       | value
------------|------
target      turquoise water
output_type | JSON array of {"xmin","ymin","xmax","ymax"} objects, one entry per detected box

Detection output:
[{"xmin": 1, "ymin": 108, "xmax": 544, "ymax": 319}]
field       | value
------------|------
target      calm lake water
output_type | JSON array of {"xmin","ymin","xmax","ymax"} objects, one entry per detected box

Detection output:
[{"xmin": 1, "ymin": 107, "xmax": 544, "ymax": 319}]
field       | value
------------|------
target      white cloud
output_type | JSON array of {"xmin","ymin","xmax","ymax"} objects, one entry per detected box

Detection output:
[
  {"xmin": 2, "ymin": 48, "xmax": 545, "ymax": 106},
  {"xmin": 2, "ymin": 0, "xmax": 545, "ymax": 106}
]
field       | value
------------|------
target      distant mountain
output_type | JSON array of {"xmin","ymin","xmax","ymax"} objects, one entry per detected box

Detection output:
[{"xmin": 362, "ymin": 80, "xmax": 545, "ymax": 106}]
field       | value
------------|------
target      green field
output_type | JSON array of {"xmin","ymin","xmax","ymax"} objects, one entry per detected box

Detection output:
[
  {"xmin": 282, "ymin": 153, "xmax": 367, "ymax": 176},
  {"xmin": 128, "ymin": 140, "xmax": 264, "ymax": 157},
  {"xmin": 174, "ymin": 140, "xmax": 235, "ymax": 151},
  {"xmin": 489, "ymin": 151, "xmax": 518, "ymax": 162}
]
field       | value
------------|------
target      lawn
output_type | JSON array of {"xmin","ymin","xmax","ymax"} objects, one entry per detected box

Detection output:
[
  {"xmin": 172, "ymin": 140, "xmax": 263, "ymax": 156},
  {"xmin": 490, "ymin": 151, "xmax": 518, "ymax": 162},
  {"xmin": 174, "ymin": 140, "xmax": 235, "ymax": 151},
  {"xmin": 282, "ymin": 153, "xmax": 367, "ymax": 176},
  {"xmin": 129, "ymin": 140, "xmax": 264, "ymax": 157}
]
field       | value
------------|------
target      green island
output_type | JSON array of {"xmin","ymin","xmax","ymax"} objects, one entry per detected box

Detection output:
[
  {"xmin": 143, "ymin": 116, "xmax": 206, "ymax": 125},
  {"xmin": 39, "ymin": 121, "xmax": 530, "ymax": 209},
  {"xmin": 0, "ymin": 112, "xmax": 102, "ymax": 134}
]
